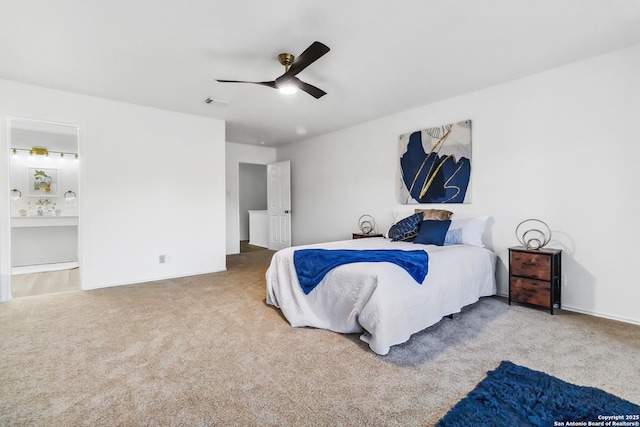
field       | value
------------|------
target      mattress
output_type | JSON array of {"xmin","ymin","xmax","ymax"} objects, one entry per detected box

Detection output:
[{"xmin": 266, "ymin": 237, "xmax": 497, "ymax": 355}]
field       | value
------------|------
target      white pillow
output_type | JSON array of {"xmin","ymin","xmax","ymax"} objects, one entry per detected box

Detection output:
[{"xmin": 444, "ymin": 216, "xmax": 489, "ymax": 247}]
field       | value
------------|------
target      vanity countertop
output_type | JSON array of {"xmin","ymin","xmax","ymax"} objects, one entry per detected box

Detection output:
[{"xmin": 11, "ymin": 216, "xmax": 79, "ymax": 227}]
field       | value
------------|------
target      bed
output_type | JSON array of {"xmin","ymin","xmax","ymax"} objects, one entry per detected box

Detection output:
[{"xmin": 265, "ymin": 236, "xmax": 497, "ymax": 355}]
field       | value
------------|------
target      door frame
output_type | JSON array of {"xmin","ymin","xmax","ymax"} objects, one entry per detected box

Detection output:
[{"xmin": 1, "ymin": 115, "xmax": 83, "ymax": 301}]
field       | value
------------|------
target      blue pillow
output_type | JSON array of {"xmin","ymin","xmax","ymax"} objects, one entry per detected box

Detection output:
[
  {"xmin": 414, "ymin": 220, "xmax": 452, "ymax": 246},
  {"xmin": 388, "ymin": 212, "xmax": 424, "ymax": 241}
]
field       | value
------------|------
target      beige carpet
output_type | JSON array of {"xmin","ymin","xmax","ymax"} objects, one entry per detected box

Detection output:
[{"xmin": 1, "ymin": 250, "xmax": 639, "ymax": 426}]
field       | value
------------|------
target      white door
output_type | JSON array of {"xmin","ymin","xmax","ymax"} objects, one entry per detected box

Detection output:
[{"xmin": 267, "ymin": 160, "xmax": 291, "ymax": 250}]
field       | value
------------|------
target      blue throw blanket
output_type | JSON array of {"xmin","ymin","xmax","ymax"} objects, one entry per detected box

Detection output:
[{"xmin": 293, "ymin": 249, "xmax": 429, "ymax": 295}]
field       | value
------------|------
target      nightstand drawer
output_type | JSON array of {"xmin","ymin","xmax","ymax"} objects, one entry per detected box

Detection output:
[
  {"xmin": 510, "ymin": 251, "xmax": 551, "ymax": 280},
  {"xmin": 510, "ymin": 277, "xmax": 550, "ymax": 307}
]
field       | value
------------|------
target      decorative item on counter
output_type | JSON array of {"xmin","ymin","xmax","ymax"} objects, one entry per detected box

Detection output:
[
  {"xmin": 28, "ymin": 199, "xmax": 57, "ymax": 217},
  {"xmin": 515, "ymin": 218, "xmax": 551, "ymax": 250},
  {"xmin": 358, "ymin": 214, "xmax": 377, "ymax": 235},
  {"xmin": 19, "ymin": 209, "xmax": 27, "ymax": 217},
  {"xmin": 10, "ymin": 188, "xmax": 22, "ymax": 201}
]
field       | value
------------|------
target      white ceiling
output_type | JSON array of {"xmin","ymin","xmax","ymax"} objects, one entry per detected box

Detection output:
[{"xmin": 2, "ymin": 1, "xmax": 640, "ymax": 147}]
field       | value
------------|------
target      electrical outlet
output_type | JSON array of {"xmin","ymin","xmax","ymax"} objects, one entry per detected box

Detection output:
[{"xmin": 159, "ymin": 255, "xmax": 166, "ymax": 264}]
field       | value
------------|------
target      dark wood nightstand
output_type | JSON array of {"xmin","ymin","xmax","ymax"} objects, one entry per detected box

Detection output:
[
  {"xmin": 352, "ymin": 233, "xmax": 383, "ymax": 239},
  {"xmin": 509, "ymin": 246, "xmax": 562, "ymax": 314}
]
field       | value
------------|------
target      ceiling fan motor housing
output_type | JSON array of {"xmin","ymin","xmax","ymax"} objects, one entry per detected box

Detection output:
[{"xmin": 278, "ymin": 53, "xmax": 295, "ymax": 69}]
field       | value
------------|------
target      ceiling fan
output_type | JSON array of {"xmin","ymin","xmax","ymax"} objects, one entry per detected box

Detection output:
[{"xmin": 216, "ymin": 41, "xmax": 330, "ymax": 99}]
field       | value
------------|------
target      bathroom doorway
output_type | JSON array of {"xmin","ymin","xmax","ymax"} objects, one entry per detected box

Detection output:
[{"xmin": 8, "ymin": 118, "xmax": 80, "ymax": 298}]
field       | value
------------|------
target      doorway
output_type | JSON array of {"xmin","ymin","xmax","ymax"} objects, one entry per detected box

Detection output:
[
  {"xmin": 8, "ymin": 118, "xmax": 80, "ymax": 298},
  {"xmin": 239, "ymin": 162, "xmax": 268, "ymax": 253}
]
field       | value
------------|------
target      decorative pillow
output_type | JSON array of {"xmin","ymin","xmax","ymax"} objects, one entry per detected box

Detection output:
[
  {"xmin": 444, "ymin": 216, "xmax": 489, "ymax": 247},
  {"xmin": 388, "ymin": 212, "xmax": 424, "ymax": 241},
  {"xmin": 414, "ymin": 220, "xmax": 452, "ymax": 246},
  {"xmin": 414, "ymin": 208, "xmax": 453, "ymax": 221}
]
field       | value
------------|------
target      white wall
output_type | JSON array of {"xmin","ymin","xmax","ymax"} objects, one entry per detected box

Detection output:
[
  {"xmin": 238, "ymin": 163, "xmax": 267, "ymax": 241},
  {"xmin": 0, "ymin": 79, "xmax": 227, "ymax": 297},
  {"xmin": 277, "ymin": 44, "xmax": 640, "ymax": 325},
  {"xmin": 225, "ymin": 142, "xmax": 276, "ymax": 254}
]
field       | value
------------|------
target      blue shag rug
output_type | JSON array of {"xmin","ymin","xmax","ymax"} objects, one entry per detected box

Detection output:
[{"xmin": 437, "ymin": 361, "xmax": 640, "ymax": 426}]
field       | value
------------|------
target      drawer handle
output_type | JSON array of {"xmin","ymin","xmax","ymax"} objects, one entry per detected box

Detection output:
[{"xmin": 521, "ymin": 262, "xmax": 538, "ymax": 268}]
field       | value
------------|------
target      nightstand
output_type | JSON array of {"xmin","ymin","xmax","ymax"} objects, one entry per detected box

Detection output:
[
  {"xmin": 509, "ymin": 246, "xmax": 562, "ymax": 314},
  {"xmin": 352, "ymin": 233, "xmax": 383, "ymax": 239}
]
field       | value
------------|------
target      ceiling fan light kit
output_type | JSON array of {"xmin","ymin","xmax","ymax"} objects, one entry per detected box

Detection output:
[
  {"xmin": 216, "ymin": 41, "xmax": 330, "ymax": 99},
  {"xmin": 278, "ymin": 84, "xmax": 298, "ymax": 95}
]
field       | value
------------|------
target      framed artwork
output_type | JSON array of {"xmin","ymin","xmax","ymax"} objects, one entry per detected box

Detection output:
[
  {"xmin": 27, "ymin": 167, "xmax": 59, "ymax": 196},
  {"xmin": 399, "ymin": 120, "xmax": 472, "ymax": 204}
]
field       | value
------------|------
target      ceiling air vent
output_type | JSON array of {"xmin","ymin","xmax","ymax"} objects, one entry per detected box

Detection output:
[{"xmin": 204, "ymin": 97, "xmax": 230, "ymax": 106}]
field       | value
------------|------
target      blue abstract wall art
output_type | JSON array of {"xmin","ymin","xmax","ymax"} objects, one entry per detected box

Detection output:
[{"xmin": 399, "ymin": 120, "xmax": 472, "ymax": 204}]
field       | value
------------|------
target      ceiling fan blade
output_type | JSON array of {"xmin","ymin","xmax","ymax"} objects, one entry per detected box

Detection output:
[
  {"xmin": 285, "ymin": 41, "xmax": 330, "ymax": 77},
  {"xmin": 294, "ymin": 78, "xmax": 327, "ymax": 99},
  {"xmin": 216, "ymin": 79, "xmax": 277, "ymax": 89}
]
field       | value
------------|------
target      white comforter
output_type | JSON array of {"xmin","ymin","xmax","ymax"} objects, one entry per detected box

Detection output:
[{"xmin": 265, "ymin": 237, "xmax": 497, "ymax": 355}]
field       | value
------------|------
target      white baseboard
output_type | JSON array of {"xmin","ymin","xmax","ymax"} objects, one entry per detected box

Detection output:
[
  {"xmin": 560, "ymin": 304, "xmax": 640, "ymax": 326},
  {"xmin": 495, "ymin": 291, "xmax": 640, "ymax": 326}
]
